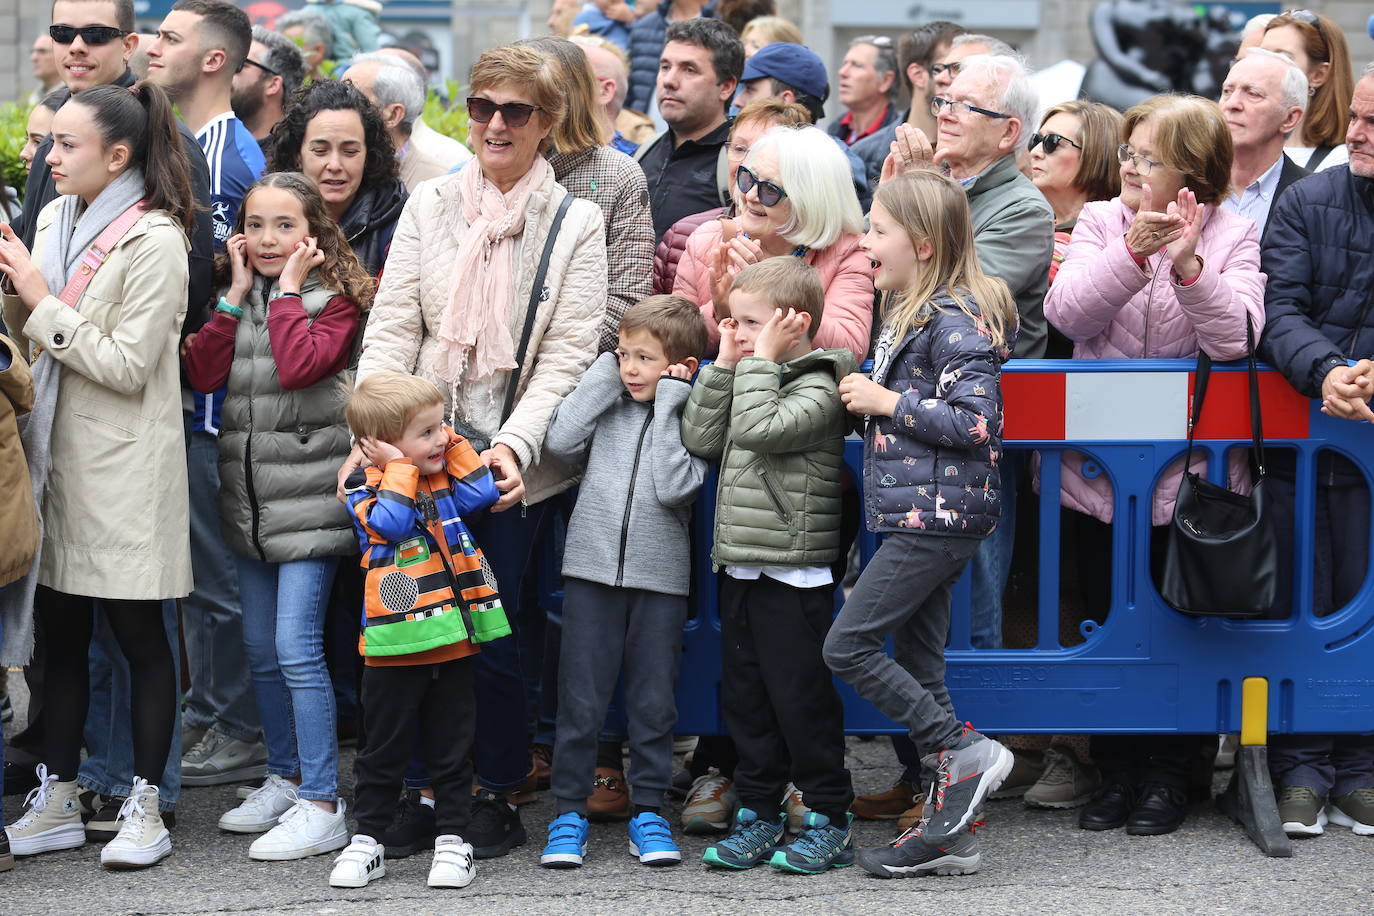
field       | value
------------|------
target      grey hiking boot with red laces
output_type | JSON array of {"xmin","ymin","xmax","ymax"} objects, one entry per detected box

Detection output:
[{"xmin": 920, "ymin": 726, "xmax": 1013, "ymax": 840}]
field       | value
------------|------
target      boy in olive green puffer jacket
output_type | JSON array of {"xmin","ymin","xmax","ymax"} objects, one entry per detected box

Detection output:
[{"xmin": 681, "ymin": 257, "xmax": 856, "ymax": 876}]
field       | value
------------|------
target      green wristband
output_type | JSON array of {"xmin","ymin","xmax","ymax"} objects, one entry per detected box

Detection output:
[{"xmin": 215, "ymin": 297, "xmax": 243, "ymax": 319}]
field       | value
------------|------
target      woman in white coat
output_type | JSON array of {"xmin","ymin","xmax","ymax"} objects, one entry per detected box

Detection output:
[{"xmin": 0, "ymin": 82, "xmax": 194, "ymax": 871}]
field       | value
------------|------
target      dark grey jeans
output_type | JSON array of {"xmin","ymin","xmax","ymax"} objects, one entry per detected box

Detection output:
[
  {"xmin": 551, "ymin": 578, "xmax": 687, "ymax": 815},
  {"xmin": 824, "ymin": 532, "xmax": 981, "ymax": 758}
]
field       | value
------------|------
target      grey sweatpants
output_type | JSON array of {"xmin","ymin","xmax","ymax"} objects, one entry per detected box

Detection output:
[
  {"xmin": 551, "ymin": 578, "xmax": 687, "ymax": 814},
  {"xmin": 824, "ymin": 532, "xmax": 981, "ymax": 758}
]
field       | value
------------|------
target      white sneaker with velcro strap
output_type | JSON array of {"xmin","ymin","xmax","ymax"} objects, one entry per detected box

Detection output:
[{"xmin": 329, "ymin": 834, "xmax": 387, "ymax": 887}]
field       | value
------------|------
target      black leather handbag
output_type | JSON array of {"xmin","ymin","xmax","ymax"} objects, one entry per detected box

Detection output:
[{"xmin": 1159, "ymin": 318, "xmax": 1278, "ymax": 618}]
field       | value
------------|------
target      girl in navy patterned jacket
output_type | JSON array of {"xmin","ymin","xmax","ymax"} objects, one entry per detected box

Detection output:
[{"xmin": 822, "ymin": 172, "xmax": 1018, "ymax": 879}]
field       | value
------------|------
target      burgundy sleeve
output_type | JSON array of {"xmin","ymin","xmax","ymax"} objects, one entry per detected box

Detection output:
[
  {"xmin": 181, "ymin": 310, "xmax": 239, "ymax": 393},
  {"xmin": 267, "ymin": 294, "xmax": 361, "ymax": 390}
]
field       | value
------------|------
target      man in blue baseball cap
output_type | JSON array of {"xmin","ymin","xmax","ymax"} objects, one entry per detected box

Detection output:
[
  {"xmin": 733, "ymin": 41, "xmax": 870, "ymax": 208},
  {"xmin": 734, "ymin": 40, "xmax": 829, "ymax": 122}
]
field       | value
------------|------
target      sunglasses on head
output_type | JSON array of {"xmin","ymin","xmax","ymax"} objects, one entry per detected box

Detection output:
[
  {"xmin": 1281, "ymin": 9, "xmax": 1329, "ymax": 50},
  {"xmin": 736, "ymin": 165, "xmax": 786, "ymax": 207},
  {"xmin": 49, "ymin": 24, "xmax": 128, "ymax": 46},
  {"xmin": 1027, "ymin": 132, "xmax": 1082, "ymax": 155},
  {"xmin": 466, "ymin": 97, "xmax": 542, "ymax": 128}
]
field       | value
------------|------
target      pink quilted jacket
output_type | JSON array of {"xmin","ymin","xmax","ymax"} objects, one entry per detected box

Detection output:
[
  {"xmin": 1042, "ymin": 198, "xmax": 1267, "ymax": 525},
  {"xmin": 671, "ymin": 219, "xmax": 875, "ymax": 360}
]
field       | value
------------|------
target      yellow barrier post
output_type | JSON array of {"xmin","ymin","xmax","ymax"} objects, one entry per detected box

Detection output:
[
  {"xmin": 1241, "ymin": 677, "xmax": 1268, "ymax": 746},
  {"xmin": 1218, "ymin": 676, "xmax": 1291, "ymax": 856}
]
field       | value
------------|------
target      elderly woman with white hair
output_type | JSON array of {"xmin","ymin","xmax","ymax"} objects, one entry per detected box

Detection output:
[{"xmin": 673, "ymin": 124, "xmax": 874, "ymax": 359}]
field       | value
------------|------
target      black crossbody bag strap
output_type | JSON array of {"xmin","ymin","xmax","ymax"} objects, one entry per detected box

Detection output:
[
  {"xmin": 1185, "ymin": 316, "xmax": 1263, "ymax": 473},
  {"xmin": 500, "ymin": 193, "xmax": 574, "ymax": 425}
]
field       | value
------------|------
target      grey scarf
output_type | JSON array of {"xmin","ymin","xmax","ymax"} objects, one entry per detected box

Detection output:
[{"xmin": 0, "ymin": 169, "xmax": 145, "ymax": 666}]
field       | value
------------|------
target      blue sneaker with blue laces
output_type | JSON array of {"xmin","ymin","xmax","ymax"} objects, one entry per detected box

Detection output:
[
  {"xmin": 539, "ymin": 812, "xmax": 589, "ymax": 868},
  {"xmin": 702, "ymin": 807, "xmax": 786, "ymax": 869},
  {"xmin": 767, "ymin": 811, "xmax": 855, "ymax": 874},
  {"xmin": 627, "ymin": 811, "xmax": 681, "ymax": 866}
]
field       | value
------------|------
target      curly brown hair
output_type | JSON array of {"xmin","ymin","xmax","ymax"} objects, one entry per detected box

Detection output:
[{"xmin": 215, "ymin": 172, "xmax": 376, "ymax": 310}]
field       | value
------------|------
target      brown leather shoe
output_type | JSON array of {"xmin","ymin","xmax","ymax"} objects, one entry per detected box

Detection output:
[
  {"xmin": 851, "ymin": 780, "xmax": 919, "ymax": 820},
  {"xmin": 896, "ymin": 796, "xmax": 926, "ymax": 830},
  {"xmin": 586, "ymin": 767, "xmax": 631, "ymax": 821},
  {"xmin": 531, "ymin": 744, "xmax": 553, "ymax": 791}
]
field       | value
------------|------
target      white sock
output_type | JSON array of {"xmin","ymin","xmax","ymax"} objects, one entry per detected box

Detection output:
[{"xmin": 419, "ymin": 795, "xmax": 436, "ymax": 809}]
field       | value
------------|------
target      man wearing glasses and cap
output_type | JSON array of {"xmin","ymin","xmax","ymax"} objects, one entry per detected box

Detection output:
[{"xmin": 828, "ymin": 36, "xmax": 900, "ymax": 147}]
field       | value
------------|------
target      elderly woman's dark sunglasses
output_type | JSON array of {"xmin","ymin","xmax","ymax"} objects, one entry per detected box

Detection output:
[
  {"xmin": 50, "ymin": 24, "xmax": 129, "ymax": 45},
  {"xmin": 466, "ymin": 97, "xmax": 542, "ymax": 128},
  {"xmin": 1028, "ymin": 132, "xmax": 1082, "ymax": 155},
  {"xmin": 736, "ymin": 166, "xmax": 787, "ymax": 207}
]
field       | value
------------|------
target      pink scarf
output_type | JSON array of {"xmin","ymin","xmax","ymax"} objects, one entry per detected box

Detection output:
[{"xmin": 434, "ymin": 156, "xmax": 552, "ymax": 385}]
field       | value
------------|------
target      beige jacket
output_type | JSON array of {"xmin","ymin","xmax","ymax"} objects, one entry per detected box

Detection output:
[
  {"xmin": 357, "ymin": 169, "xmax": 607, "ymax": 505},
  {"xmin": 2, "ymin": 201, "xmax": 192, "ymax": 600},
  {"xmin": 0, "ymin": 333, "xmax": 38, "ymax": 588},
  {"xmin": 398, "ymin": 119, "xmax": 472, "ymax": 192}
]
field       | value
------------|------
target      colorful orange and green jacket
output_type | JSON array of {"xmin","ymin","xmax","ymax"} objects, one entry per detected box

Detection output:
[{"xmin": 344, "ymin": 429, "xmax": 508, "ymax": 666}]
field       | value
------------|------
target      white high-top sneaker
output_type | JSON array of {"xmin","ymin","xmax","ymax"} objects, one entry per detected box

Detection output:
[
  {"xmin": 5, "ymin": 764, "xmax": 85, "ymax": 856},
  {"xmin": 100, "ymin": 778, "xmax": 172, "ymax": 869}
]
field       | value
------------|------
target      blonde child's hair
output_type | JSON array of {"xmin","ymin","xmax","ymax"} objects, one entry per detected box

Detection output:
[
  {"xmin": 618, "ymin": 295, "xmax": 709, "ymax": 363},
  {"xmin": 728, "ymin": 256, "xmax": 825, "ymax": 330},
  {"xmin": 872, "ymin": 172, "xmax": 1016, "ymax": 346},
  {"xmin": 346, "ymin": 372, "xmax": 443, "ymax": 442}
]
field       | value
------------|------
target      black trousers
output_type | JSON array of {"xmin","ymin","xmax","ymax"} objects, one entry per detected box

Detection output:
[
  {"xmin": 719, "ymin": 575, "xmax": 853, "ymax": 823},
  {"xmin": 353, "ymin": 657, "xmax": 476, "ymax": 838}
]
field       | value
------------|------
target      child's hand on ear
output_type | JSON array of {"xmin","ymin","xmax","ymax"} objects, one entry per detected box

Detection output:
[
  {"xmin": 661, "ymin": 362, "xmax": 696, "ymax": 381},
  {"xmin": 753, "ymin": 308, "xmax": 806, "ymax": 363},
  {"xmin": 280, "ymin": 236, "xmax": 325, "ymax": 293},
  {"xmin": 716, "ymin": 317, "xmax": 741, "ymax": 370},
  {"xmin": 226, "ymin": 234, "xmax": 253, "ymax": 303},
  {"xmin": 359, "ymin": 436, "xmax": 404, "ymax": 467}
]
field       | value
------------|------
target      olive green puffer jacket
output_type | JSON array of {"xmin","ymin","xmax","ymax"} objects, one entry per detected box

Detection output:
[{"xmin": 682, "ymin": 349, "xmax": 856, "ymax": 568}]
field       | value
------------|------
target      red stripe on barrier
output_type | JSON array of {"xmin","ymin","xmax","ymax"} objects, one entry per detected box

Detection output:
[
  {"xmin": 1189, "ymin": 371, "xmax": 1311, "ymax": 439},
  {"xmin": 1002, "ymin": 372, "xmax": 1066, "ymax": 440}
]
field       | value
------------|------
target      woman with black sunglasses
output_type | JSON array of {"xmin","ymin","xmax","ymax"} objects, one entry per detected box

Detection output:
[
  {"xmin": 346, "ymin": 44, "xmax": 607, "ymax": 862},
  {"xmin": 1260, "ymin": 11, "xmax": 1354, "ymax": 172},
  {"xmin": 1027, "ymin": 101, "xmax": 1124, "ymax": 289}
]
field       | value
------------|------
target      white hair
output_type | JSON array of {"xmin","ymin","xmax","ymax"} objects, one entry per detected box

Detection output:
[
  {"xmin": 1240, "ymin": 47, "xmax": 1309, "ymax": 113},
  {"xmin": 1242, "ymin": 13, "xmax": 1275, "ymax": 36},
  {"xmin": 349, "ymin": 52, "xmax": 426, "ymax": 127},
  {"xmin": 951, "ymin": 33, "xmax": 1016, "ymax": 58},
  {"xmin": 955, "ymin": 53, "xmax": 1039, "ymax": 146},
  {"xmin": 744, "ymin": 125, "xmax": 864, "ymax": 251},
  {"xmin": 1364, "ymin": 60, "xmax": 1374, "ymax": 79},
  {"xmin": 275, "ymin": 10, "xmax": 332, "ymax": 59}
]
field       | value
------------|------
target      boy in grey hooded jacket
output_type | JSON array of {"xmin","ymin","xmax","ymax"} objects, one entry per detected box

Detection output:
[{"xmin": 539, "ymin": 295, "xmax": 709, "ymax": 868}]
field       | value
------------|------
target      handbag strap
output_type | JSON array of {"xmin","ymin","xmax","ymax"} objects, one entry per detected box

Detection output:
[
  {"xmin": 1185, "ymin": 314, "xmax": 1265, "ymax": 474},
  {"xmin": 56, "ymin": 201, "xmax": 147, "ymax": 307},
  {"xmin": 499, "ymin": 193, "xmax": 573, "ymax": 425}
]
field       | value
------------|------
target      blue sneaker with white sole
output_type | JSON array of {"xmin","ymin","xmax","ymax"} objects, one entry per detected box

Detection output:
[
  {"xmin": 627, "ymin": 812, "xmax": 681, "ymax": 866},
  {"xmin": 540, "ymin": 812, "xmax": 589, "ymax": 868}
]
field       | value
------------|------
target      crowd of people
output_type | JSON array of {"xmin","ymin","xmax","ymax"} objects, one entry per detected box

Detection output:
[{"xmin": 0, "ymin": 0, "xmax": 1372, "ymax": 892}]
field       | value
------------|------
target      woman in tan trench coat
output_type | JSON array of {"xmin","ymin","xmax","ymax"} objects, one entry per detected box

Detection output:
[{"xmin": 0, "ymin": 83, "xmax": 195, "ymax": 871}]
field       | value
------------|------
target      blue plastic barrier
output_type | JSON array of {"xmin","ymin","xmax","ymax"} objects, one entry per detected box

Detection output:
[{"xmin": 657, "ymin": 358, "xmax": 1374, "ymax": 738}]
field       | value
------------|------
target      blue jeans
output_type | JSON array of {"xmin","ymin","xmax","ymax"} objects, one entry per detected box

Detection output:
[
  {"xmin": 181, "ymin": 426, "xmax": 259, "ymax": 743},
  {"xmin": 237, "ymin": 554, "xmax": 340, "ymax": 802},
  {"xmin": 968, "ymin": 456, "xmax": 1019, "ymax": 650},
  {"xmin": 78, "ymin": 600, "xmax": 182, "ymax": 811}
]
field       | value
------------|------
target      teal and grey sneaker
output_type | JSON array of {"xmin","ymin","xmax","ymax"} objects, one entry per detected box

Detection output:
[
  {"xmin": 701, "ymin": 807, "xmax": 785, "ymax": 869},
  {"xmin": 766, "ymin": 811, "xmax": 854, "ymax": 874}
]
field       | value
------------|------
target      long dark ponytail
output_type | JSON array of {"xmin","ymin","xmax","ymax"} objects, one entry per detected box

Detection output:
[{"xmin": 70, "ymin": 81, "xmax": 196, "ymax": 232}]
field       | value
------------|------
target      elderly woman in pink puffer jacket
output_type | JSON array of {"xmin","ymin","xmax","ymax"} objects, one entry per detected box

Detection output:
[{"xmin": 1042, "ymin": 94, "xmax": 1265, "ymax": 838}]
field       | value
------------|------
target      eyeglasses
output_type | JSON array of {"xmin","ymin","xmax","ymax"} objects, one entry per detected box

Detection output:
[
  {"xmin": 1028, "ymin": 132, "xmax": 1082, "ymax": 155},
  {"xmin": 466, "ymin": 97, "xmax": 543, "ymax": 128},
  {"xmin": 1117, "ymin": 144, "xmax": 1166, "ymax": 176},
  {"xmin": 1281, "ymin": 10, "xmax": 1329, "ymax": 53},
  {"xmin": 931, "ymin": 96, "xmax": 1011, "ymax": 120},
  {"xmin": 49, "ymin": 24, "xmax": 129, "ymax": 46},
  {"xmin": 242, "ymin": 57, "xmax": 278, "ymax": 77},
  {"xmin": 929, "ymin": 61, "xmax": 962, "ymax": 77},
  {"xmin": 736, "ymin": 166, "xmax": 787, "ymax": 207}
]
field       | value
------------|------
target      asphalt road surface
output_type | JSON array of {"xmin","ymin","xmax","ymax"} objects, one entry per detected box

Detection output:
[{"xmin": 4, "ymin": 691, "xmax": 1371, "ymax": 914}]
